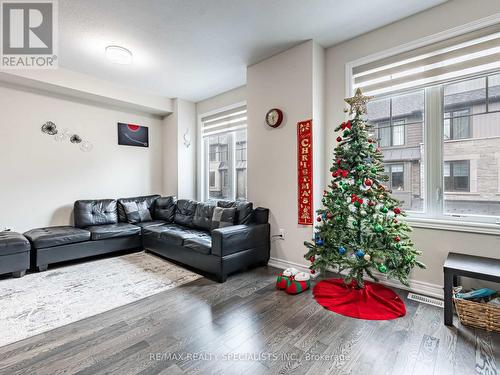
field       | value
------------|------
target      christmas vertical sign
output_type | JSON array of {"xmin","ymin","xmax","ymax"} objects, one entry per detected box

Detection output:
[{"xmin": 297, "ymin": 120, "xmax": 313, "ymax": 225}]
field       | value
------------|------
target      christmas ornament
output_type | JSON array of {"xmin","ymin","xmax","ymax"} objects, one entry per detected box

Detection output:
[
  {"xmin": 364, "ymin": 254, "xmax": 371, "ymax": 261},
  {"xmin": 338, "ymin": 246, "xmax": 346, "ymax": 255},
  {"xmin": 344, "ymin": 88, "xmax": 373, "ymax": 115},
  {"xmin": 380, "ymin": 207, "xmax": 388, "ymax": 213},
  {"xmin": 394, "ymin": 207, "xmax": 401, "ymax": 215},
  {"xmin": 336, "ymin": 136, "xmax": 342, "ymax": 142},
  {"xmin": 343, "ymin": 130, "xmax": 350, "ymax": 137},
  {"xmin": 356, "ymin": 165, "xmax": 364, "ymax": 172},
  {"xmin": 394, "ymin": 236, "xmax": 401, "ymax": 242},
  {"xmin": 355, "ymin": 249, "xmax": 365, "ymax": 257},
  {"xmin": 378, "ymin": 264, "xmax": 387, "ymax": 273},
  {"xmin": 370, "ymin": 167, "xmax": 377, "ymax": 173},
  {"xmin": 326, "ymin": 212, "xmax": 333, "ymax": 219},
  {"xmin": 364, "ymin": 179, "xmax": 372, "ymax": 186},
  {"xmin": 316, "ymin": 238, "xmax": 324, "ymax": 246},
  {"xmin": 310, "ymin": 256, "xmax": 315, "ymax": 262},
  {"xmin": 316, "ymin": 216, "xmax": 322, "ymax": 222},
  {"xmin": 374, "ymin": 224, "xmax": 384, "ymax": 233}
]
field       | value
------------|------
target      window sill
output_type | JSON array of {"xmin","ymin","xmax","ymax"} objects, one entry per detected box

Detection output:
[
  {"xmin": 443, "ymin": 192, "xmax": 479, "ymax": 196},
  {"xmin": 406, "ymin": 216, "xmax": 500, "ymax": 235}
]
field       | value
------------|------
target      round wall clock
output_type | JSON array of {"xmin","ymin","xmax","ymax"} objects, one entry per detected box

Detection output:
[{"xmin": 265, "ymin": 108, "xmax": 283, "ymax": 128}]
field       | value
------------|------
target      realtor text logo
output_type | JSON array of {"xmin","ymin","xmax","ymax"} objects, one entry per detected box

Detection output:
[{"xmin": 1, "ymin": 0, "xmax": 58, "ymax": 68}]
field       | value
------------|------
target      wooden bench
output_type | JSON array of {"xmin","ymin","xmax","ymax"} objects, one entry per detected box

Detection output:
[{"xmin": 443, "ymin": 252, "xmax": 500, "ymax": 326}]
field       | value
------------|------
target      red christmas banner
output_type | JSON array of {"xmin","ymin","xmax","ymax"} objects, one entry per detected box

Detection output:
[{"xmin": 297, "ymin": 119, "xmax": 313, "ymax": 225}]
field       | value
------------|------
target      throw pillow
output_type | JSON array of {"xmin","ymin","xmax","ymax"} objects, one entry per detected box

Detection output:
[
  {"xmin": 122, "ymin": 201, "xmax": 152, "ymax": 223},
  {"xmin": 211, "ymin": 207, "xmax": 236, "ymax": 230}
]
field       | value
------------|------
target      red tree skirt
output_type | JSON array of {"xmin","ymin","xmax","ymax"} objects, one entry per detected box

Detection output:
[{"xmin": 313, "ymin": 278, "xmax": 406, "ymax": 320}]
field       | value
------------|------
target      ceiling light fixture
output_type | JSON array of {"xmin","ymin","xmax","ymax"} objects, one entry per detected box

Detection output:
[{"xmin": 105, "ymin": 45, "xmax": 133, "ymax": 65}]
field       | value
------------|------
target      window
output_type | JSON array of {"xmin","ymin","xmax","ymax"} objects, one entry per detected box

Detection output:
[
  {"xmin": 367, "ymin": 90, "xmax": 424, "ymax": 212},
  {"xmin": 385, "ymin": 164, "xmax": 405, "ymax": 191},
  {"xmin": 355, "ymin": 25, "xmax": 500, "ymax": 223},
  {"xmin": 444, "ymin": 109, "xmax": 470, "ymax": 140},
  {"xmin": 444, "ymin": 161, "xmax": 470, "ymax": 192},
  {"xmin": 201, "ymin": 105, "xmax": 247, "ymax": 201},
  {"xmin": 209, "ymin": 172, "xmax": 215, "ymax": 188}
]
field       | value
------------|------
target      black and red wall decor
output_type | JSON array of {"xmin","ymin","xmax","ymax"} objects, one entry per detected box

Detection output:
[
  {"xmin": 118, "ymin": 123, "xmax": 149, "ymax": 147},
  {"xmin": 297, "ymin": 119, "xmax": 313, "ymax": 225}
]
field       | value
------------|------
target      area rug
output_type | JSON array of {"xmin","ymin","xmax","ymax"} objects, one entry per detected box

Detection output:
[{"xmin": 0, "ymin": 251, "xmax": 201, "ymax": 347}]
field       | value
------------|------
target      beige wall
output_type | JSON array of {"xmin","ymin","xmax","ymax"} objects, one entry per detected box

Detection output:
[
  {"xmin": 162, "ymin": 99, "xmax": 197, "ymax": 199},
  {"xmin": 326, "ymin": 0, "xmax": 500, "ymax": 295},
  {"xmin": 0, "ymin": 84, "xmax": 163, "ymax": 233},
  {"xmin": 196, "ymin": 86, "xmax": 246, "ymax": 116},
  {"xmin": 247, "ymin": 40, "xmax": 325, "ymax": 267}
]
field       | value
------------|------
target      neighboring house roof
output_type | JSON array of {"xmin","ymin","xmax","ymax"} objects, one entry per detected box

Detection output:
[
  {"xmin": 383, "ymin": 146, "xmax": 421, "ymax": 162},
  {"xmin": 367, "ymin": 84, "xmax": 500, "ymax": 122}
]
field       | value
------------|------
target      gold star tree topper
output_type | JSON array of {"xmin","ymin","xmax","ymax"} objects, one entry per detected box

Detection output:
[{"xmin": 344, "ymin": 88, "xmax": 373, "ymax": 115}]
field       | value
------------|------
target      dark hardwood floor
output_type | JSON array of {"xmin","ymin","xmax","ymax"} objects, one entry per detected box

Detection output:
[{"xmin": 0, "ymin": 265, "xmax": 497, "ymax": 375}]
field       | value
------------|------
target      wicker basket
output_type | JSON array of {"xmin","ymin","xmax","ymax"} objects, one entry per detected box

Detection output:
[{"xmin": 453, "ymin": 295, "xmax": 500, "ymax": 332}]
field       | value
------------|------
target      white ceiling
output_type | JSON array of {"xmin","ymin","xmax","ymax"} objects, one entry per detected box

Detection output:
[{"xmin": 59, "ymin": 0, "xmax": 448, "ymax": 102}]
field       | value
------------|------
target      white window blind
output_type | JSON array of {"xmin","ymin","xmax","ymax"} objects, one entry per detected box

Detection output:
[
  {"xmin": 354, "ymin": 24, "xmax": 500, "ymax": 96},
  {"xmin": 201, "ymin": 105, "xmax": 247, "ymax": 137}
]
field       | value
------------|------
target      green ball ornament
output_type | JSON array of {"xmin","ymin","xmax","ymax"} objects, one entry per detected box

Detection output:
[
  {"xmin": 380, "ymin": 206, "xmax": 389, "ymax": 213},
  {"xmin": 336, "ymin": 216, "xmax": 343, "ymax": 223},
  {"xmin": 356, "ymin": 165, "xmax": 364, "ymax": 172},
  {"xmin": 395, "ymin": 243, "xmax": 401, "ymax": 250},
  {"xmin": 352, "ymin": 220, "xmax": 358, "ymax": 227},
  {"xmin": 356, "ymin": 179, "xmax": 363, "ymax": 186},
  {"xmin": 354, "ymin": 200, "xmax": 361, "ymax": 208},
  {"xmin": 369, "ymin": 144, "xmax": 374, "ymax": 149},
  {"xmin": 374, "ymin": 224, "xmax": 384, "ymax": 233},
  {"xmin": 378, "ymin": 264, "xmax": 387, "ymax": 273},
  {"xmin": 370, "ymin": 167, "xmax": 377, "ymax": 173},
  {"xmin": 343, "ymin": 130, "xmax": 350, "ymax": 137}
]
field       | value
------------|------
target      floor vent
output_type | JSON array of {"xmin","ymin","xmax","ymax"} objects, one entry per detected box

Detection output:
[{"xmin": 407, "ymin": 293, "xmax": 444, "ymax": 308}]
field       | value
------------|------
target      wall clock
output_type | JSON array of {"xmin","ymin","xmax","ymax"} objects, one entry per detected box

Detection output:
[{"xmin": 265, "ymin": 108, "xmax": 283, "ymax": 128}]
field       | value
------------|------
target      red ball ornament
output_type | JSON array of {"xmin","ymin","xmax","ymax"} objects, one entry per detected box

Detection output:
[
  {"xmin": 336, "ymin": 159, "xmax": 341, "ymax": 165},
  {"xmin": 336, "ymin": 136, "xmax": 342, "ymax": 142},
  {"xmin": 368, "ymin": 138, "xmax": 373, "ymax": 143},
  {"xmin": 394, "ymin": 236, "xmax": 401, "ymax": 242},
  {"xmin": 310, "ymin": 269, "xmax": 316, "ymax": 275},
  {"xmin": 357, "ymin": 198, "xmax": 363, "ymax": 205},
  {"xmin": 310, "ymin": 256, "xmax": 315, "ymax": 262},
  {"xmin": 364, "ymin": 179, "xmax": 372, "ymax": 186},
  {"xmin": 326, "ymin": 212, "xmax": 333, "ymax": 219},
  {"xmin": 393, "ymin": 219, "xmax": 398, "ymax": 223},
  {"xmin": 316, "ymin": 216, "xmax": 322, "ymax": 222},
  {"xmin": 368, "ymin": 200, "xmax": 375, "ymax": 207},
  {"xmin": 341, "ymin": 170, "xmax": 349, "ymax": 178},
  {"xmin": 394, "ymin": 207, "xmax": 401, "ymax": 215}
]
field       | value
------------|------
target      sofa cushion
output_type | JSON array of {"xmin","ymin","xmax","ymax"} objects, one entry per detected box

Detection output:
[
  {"xmin": 174, "ymin": 199, "xmax": 198, "ymax": 228},
  {"xmin": 122, "ymin": 201, "xmax": 153, "ymax": 223},
  {"xmin": 154, "ymin": 196, "xmax": 177, "ymax": 222},
  {"xmin": 86, "ymin": 223, "xmax": 141, "ymax": 241},
  {"xmin": 117, "ymin": 195, "xmax": 160, "ymax": 222},
  {"xmin": 192, "ymin": 202, "xmax": 215, "ymax": 230},
  {"xmin": 0, "ymin": 231, "xmax": 30, "ymax": 256},
  {"xmin": 133, "ymin": 220, "xmax": 167, "ymax": 229},
  {"xmin": 211, "ymin": 207, "xmax": 236, "ymax": 230},
  {"xmin": 217, "ymin": 201, "xmax": 253, "ymax": 225},
  {"xmin": 183, "ymin": 233, "xmax": 212, "ymax": 255},
  {"xmin": 24, "ymin": 226, "xmax": 91, "ymax": 249},
  {"xmin": 143, "ymin": 224, "xmax": 202, "ymax": 246},
  {"xmin": 74, "ymin": 199, "xmax": 118, "ymax": 228}
]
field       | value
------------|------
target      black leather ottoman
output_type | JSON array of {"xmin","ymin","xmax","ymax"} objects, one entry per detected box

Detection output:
[
  {"xmin": 24, "ymin": 226, "xmax": 91, "ymax": 271},
  {"xmin": 0, "ymin": 231, "xmax": 30, "ymax": 278}
]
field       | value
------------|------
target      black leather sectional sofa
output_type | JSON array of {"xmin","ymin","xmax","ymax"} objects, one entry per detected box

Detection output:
[{"xmin": 11, "ymin": 195, "xmax": 270, "ymax": 282}]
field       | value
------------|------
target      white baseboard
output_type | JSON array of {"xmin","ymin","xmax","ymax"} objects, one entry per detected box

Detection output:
[{"xmin": 268, "ymin": 256, "xmax": 443, "ymax": 299}]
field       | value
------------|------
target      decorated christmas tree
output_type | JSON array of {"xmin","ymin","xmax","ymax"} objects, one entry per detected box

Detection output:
[{"xmin": 305, "ymin": 88, "xmax": 425, "ymax": 288}]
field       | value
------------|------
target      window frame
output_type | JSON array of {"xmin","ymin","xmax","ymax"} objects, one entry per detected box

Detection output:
[
  {"xmin": 197, "ymin": 101, "xmax": 247, "ymax": 202},
  {"xmin": 348, "ymin": 71, "xmax": 500, "ymax": 230}
]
